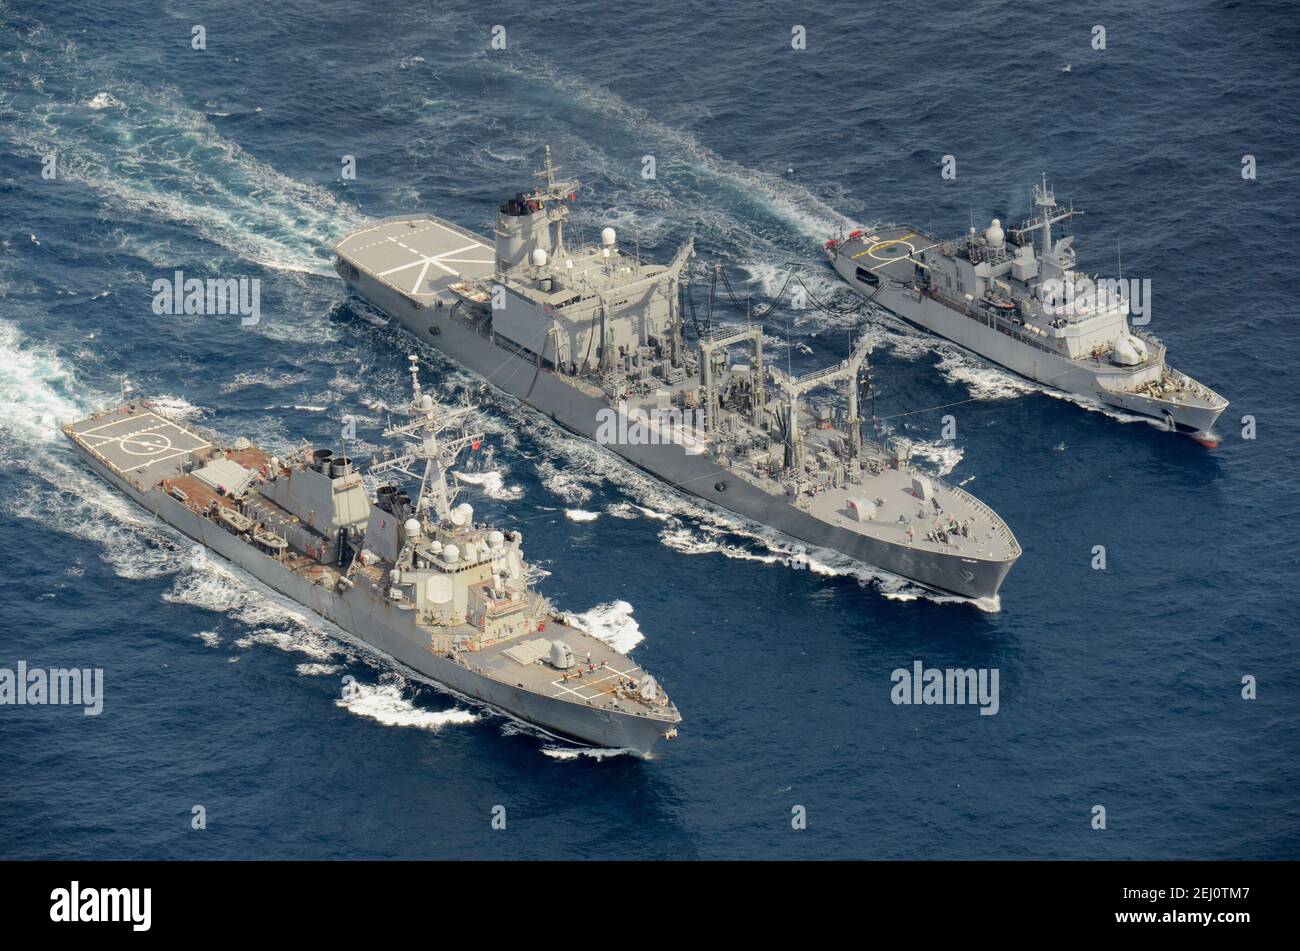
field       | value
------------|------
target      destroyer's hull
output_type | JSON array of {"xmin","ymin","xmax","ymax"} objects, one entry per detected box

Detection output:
[
  {"xmin": 335, "ymin": 261, "xmax": 1014, "ymax": 601},
  {"xmin": 832, "ymin": 259, "xmax": 1226, "ymax": 436},
  {"xmin": 66, "ymin": 439, "xmax": 675, "ymax": 756}
]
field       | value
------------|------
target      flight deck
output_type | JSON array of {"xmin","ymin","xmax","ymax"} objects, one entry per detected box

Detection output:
[{"xmin": 333, "ymin": 215, "xmax": 495, "ymax": 303}]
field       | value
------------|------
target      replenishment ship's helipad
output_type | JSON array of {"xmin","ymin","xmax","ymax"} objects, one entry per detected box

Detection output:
[{"xmin": 334, "ymin": 215, "xmax": 495, "ymax": 301}]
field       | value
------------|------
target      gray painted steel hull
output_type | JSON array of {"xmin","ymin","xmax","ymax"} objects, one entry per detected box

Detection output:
[
  {"xmin": 336, "ymin": 264, "xmax": 1013, "ymax": 601},
  {"xmin": 67, "ymin": 439, "xmax": 674, "ymax": 755},
  {"xmin": 832, "ymin": 261, "xmax": 1225, "ymax": 435}
]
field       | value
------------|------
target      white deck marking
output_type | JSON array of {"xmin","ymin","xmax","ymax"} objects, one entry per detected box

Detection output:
[
  {"xmin": 376, "ymin": 239, "xmax": 494, "ymax": 292},
  {"xmin": 75, "ymin": 412, "xmax": 212, "ymax": 476},
  {"xmin": 411, "ymin": 260, "xmax": 431, "ymax": 294},
  {"xmin": 77, "ymin": 411, "xmax": 169, "ymax": 436},
  {"xmin": 123, "ymin": 447, "xmax": 196, "ymax": 472},
  {"xmin": 548, "ymin": 662, "xmax": 640, "ymax": 701},
  {"xmin": 377, "ymin": 257, "xmax": 425, "ymax": 277},
  {"xmin": 80, "ymin": 423, "xmax": 169, "ymax": 447}
]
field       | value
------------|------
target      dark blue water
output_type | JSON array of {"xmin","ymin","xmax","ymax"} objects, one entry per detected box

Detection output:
[{"xmin": 2, "ymin": 0, "xmax": 1297, "ymax": 859}]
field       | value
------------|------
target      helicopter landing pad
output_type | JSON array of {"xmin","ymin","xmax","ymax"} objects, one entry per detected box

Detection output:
[
  {"xmin": 844, "ymin": 225, "xmax": 943, "ymax": 277},
  {"xmin": 65, "ymin": 408, "xmax": 210, "ymax": 483}
]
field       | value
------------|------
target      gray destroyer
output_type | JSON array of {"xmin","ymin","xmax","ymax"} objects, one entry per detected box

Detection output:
[
  {"xmin": 827, "ymin": 177, "xmax": 1228, "ymax": 445},
  {"xmin": 63, "ymin": 360, "xmax": 681, "ymax": 756},
  {"xmin": 333, "ymin": 150, "xmax": 1020, "ymax": 601}
]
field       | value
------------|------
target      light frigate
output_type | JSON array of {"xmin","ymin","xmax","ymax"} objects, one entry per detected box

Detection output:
[
  {"xmin": 826, "ymin": 177, "xmax": 1228, "ymax": 444},
  {"xmin": 332, "ymin": 149, "xmax": 1020, "ymax": 601},
  {"xmin": 62, "ymin": 361, "xmax": 681, "ymax": 756}
]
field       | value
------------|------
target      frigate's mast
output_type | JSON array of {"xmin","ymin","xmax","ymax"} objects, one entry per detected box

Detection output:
[{"xmin": 1015, "ymin": 174, "xmax": 1078, "ymax": 263}]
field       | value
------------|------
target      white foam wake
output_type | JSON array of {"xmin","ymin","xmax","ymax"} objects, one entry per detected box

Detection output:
[
  {"xmin": 568, "ymin": 600, "xmax": 644, "ymax": 653},
  {"xmin": 541, "ymin": 746, "xmax": 636, "ymax": 761},
  {"xmin": 453, "ymin": 469, "xmax": 524, "ymax": 501},
  {"xmin": 336, "ymin": 676, "xmax": 478, "ymax": 730},
  {"xmin": 3, "ymin": 30, "xmax": 366, "ymax": 277}
]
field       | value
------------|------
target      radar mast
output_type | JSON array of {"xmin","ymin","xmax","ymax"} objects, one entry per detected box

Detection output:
[{"xmin": 370, "ymin": 355, "xmax": 483, "ymax": 527}]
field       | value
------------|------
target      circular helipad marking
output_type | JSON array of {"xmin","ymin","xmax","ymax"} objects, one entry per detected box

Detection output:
[
  {"xmin": 119, "ymin": 432, "xmax": 174, "ymax": 456},
  {"xmin": 867, "ymin": 237, "xmax": 917, "ymax": 263}
]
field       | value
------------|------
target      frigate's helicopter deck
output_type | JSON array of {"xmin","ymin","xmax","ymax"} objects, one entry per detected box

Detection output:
[
  {"xmin": 840, "ymin": 225, "xmax": 945, "ymax": 280},
  {"xmin": 333, "ymin": 215, "xmax": 495, "ymax": 302}
]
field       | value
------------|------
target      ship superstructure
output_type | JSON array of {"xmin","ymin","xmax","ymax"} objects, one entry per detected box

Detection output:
[
  {"xmin": 826, "ymin": 177, "xmax": 1227, "ymax": 443},
  {"xmin": 333, "ymin": 149, "xmax": 1020, "ymax": 600},
  {"xmin": 62, "ymin": 360, "xmax": 681, "ymax": 755}
]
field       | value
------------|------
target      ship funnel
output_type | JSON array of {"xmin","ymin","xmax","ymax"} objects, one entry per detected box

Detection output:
[
  {"xmin": 312, "ymin": 449, "xmax": 333, "ymax": 473},
  {"xmin": 329, "ymin": 456, "xmax": 353, "ymax": 479}
]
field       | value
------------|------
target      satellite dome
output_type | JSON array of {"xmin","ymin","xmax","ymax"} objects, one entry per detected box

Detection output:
[
  {"xmin": 985, "ymin": 218, "xmax": 1005, "ymax": 247},
  {"xmin": 403, "ymin": 518, "xmax": 421, "ymax": 538},
  {"xmin": 419, "ymin": 394, "xmax": 434, "ymax": 411},
  {"xmin": 442, "ymin": 544, "xmax": 459, "ymax": 563},
  {"xmin": 601, "ymin": 227, "xmax": 616, "ymax": 247},
  {"xmin": 531, "ymin": 247, "xmax": 548, "ymax": 267},
  {"xmin": 488, "ymin": 530, "xmax": 505, "ymax": 548}
]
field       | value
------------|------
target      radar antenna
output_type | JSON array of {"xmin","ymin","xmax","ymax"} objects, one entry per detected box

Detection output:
[{"xmin": 369, "ymin": 356, "xmax": 483, "ymax": 526}]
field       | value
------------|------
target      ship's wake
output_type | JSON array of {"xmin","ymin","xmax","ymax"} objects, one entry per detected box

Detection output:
[
  {"xmin": 541, "ymin": 746, "xmax": 638, "ymax": 762},
  {"xmin": 0, "ymin": 321, "xmax": 489, "ymax": 737},
  {"xmin": 336, "ymin": 675, "xmax": 480, "ymax": 731},
  {"xmin": 568, "ymin": 599, "xmax": 645, "ymax": 653},
  {"xmin": 0, "ymin": 16, "xmax": 366, "ymax": 279}
]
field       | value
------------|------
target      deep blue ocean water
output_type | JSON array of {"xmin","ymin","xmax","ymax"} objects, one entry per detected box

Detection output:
[{"xmin": 1, "ymin": 0, "xmax": 1297, "ymax": 859}]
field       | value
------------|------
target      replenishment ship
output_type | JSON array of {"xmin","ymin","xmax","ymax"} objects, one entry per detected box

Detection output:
[{"xmin": 333, "ymin": 149, "xmax": 1020, "ymax": 600}]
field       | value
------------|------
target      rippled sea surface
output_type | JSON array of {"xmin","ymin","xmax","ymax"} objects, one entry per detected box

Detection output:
[{"xmin": 1, "ymin": 0, "xmax": 1297, "ymax": 858}]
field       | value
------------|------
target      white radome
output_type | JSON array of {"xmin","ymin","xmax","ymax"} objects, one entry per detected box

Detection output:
[{"xmin": 985, "ymin": 218, "xmax": 1005, "ymax": 247}]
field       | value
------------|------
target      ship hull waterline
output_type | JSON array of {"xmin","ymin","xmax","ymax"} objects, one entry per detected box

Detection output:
[
  {"xmin": 335, "ymin": 263, "xmax": 1015, "ymax": 602},
  {"xmin": 65, "ymin": 438, "xmax": 676, "ymax": 756},
  {"xmin": 831, "ymin": 260, "xmax": 1226, "ymax": 438}
]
